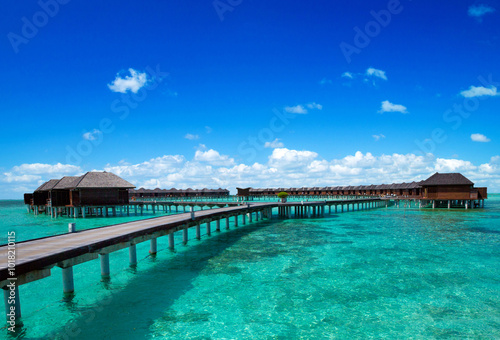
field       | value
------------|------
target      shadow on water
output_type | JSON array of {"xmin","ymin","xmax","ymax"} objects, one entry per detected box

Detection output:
[{"xmin": 43, "ymin": 221, "xmax": 273, "ymax": 340}]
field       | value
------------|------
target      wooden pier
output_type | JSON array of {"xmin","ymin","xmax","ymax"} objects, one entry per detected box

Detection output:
[{"xmin": 1, "ymin": 198, "xmax": 384, "ymax": 325}]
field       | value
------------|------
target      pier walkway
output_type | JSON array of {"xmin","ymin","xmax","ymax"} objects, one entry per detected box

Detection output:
[{"xmin": 1, "ymin": 198, "xmax": 384, "ymax": 324}]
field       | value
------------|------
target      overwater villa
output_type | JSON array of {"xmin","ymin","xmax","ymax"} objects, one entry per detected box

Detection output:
[{"xmin": 238, "ymin": 172, "xmax": 487, "ymax": 208}]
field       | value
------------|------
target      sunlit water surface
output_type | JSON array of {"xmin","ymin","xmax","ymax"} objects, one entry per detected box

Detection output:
[{"xmin": 0, "ymin": 196, "xmax": 499, "ymax": 339}]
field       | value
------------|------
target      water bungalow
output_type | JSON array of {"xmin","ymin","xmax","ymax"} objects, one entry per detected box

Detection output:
[
  {"xmin": 129, "ymin": 187, "xmax": 230, "ymax": 199},
  {"xmin": 237, "ymin": 173, "xmax": 487, "ymax": 208},
  {"xmin": 24, "ymin": 172, "xmax": 135, "ymax": 216}
]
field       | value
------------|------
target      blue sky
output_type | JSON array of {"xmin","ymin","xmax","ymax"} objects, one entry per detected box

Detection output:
[{"xmin": 1, "ymin": 0, "xmax": 499, "ymax": 198}]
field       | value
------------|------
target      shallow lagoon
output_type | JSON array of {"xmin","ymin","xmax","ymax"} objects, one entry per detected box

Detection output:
[{"xmin": 0, "ymin": 196, "xmax": 499, "ymax": 339}]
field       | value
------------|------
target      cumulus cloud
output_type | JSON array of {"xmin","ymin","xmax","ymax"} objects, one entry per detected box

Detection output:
[
  {"xmin": 184, "ymin": 133, "xmax": 199, "ymax": 140},
  {"xmin": 373, "ymin": 134, "xmax": 386, "ymax": 141},
  {"xmin": 83, "ymin": 129, "xmax": 102, "ymax": 141},
  {"xmin": 468, "ymin": 4, "xmax": 496, "ymax": 20},
  {"xmin": 471, "ymin": 133, "xmax": 491, "ymax": 142},
  {"xmin": 378, "ymin": 100, "xmax": 408, "ymax": 114},
  {"xmin": 5, "ymin": 148, "xmax": 500, "ymax": 197},
  {"xmin": 1, "ymin": 162, "xmax": 82, "ymax": 197},
  {"xmin": 268, "ymin": 148, "xmax": 318, "ymax": 168},
  {"xmin": 264, "ymin": 138, "xmax": 284, "ymax": 148},
  {"xmin": 460, "ymin": 85, "xmax": 498, "ymax": 98},
  {"xmin": 194, "ymin": 149, "xmax": 235, "ymax": 166},
  {"xmin": 108, "ymin": 68, "xmax": 148, "ymax": 93},
  {"xmin": 341, "ymin": 72, "xmax": 354, "ymax": 79},
  {"xmin": 284, "ymin": 105, "xmax": 308, "ymax": 114},
  {"xmin": 307, "ymin": 102, "xmax": 323, "ymax": 110},
  {"xmin": 366, "ymin": 67, "xmax": 387, "ymax": 81},
  {"xmin": 284, "ymin": 102, "xmax": 322, "ymax": 114}
]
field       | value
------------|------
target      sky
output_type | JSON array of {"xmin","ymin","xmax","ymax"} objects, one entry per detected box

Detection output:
[{"xmin": 1, "ymin": 0, "xmax": 499, "ymax": 198}]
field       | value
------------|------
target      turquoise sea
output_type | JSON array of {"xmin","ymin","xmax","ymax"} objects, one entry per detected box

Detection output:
[{"xmin": 0, "ymin": 196, "xmax": 499, "ymax": 339}]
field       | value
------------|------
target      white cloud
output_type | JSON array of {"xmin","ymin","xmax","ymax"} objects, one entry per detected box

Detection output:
[
  {"xmin": 435, "ymin": 158, "xmax": 476, "ymax": 172},
  {"xmin": 105, "ymin": 155, "xmax": 185, "ymax": 178},
  {"xmin": 5, "ymin": 148, "xmax": 500, "ymax": 198},
  {"xmin": 264, "ymin": 138, "xmax": 284, "ymax": 148},
  {"xmin": 268, "ymin": 148, "xmax": 318, "ymax": 168},
  {"xmin": 471, "ymin": 133, "xmax": 491, "ymax": 142},
  {"xmin": 194, "ymin": 149, "xmax": 235, "ymax": 166},
  {"xmin": 460, "ymin": 85, "xmax": 498, "ymax": 98},
  {"xmin": 108, "ymin": 68, "xmax": 148, "ymax": 94},
  {"xmin": 284, "ymin": 103, "xmax": 322, "ymax": 114},
  {"xmin": 372, "ymin": 134, "xmax": 386, "ymax": 141},
  {"xmin": 307, "ymin": 102, "xmax": 323, "ymax": 110},
  {"xmin": 341, "ymin": 72, "xmax": 354, "ymax": 79},
  {"xmin": 366, "ymin": 67, "xmax": 387, "ymax": 81},
  {"xmin": 1, "ymin": 162, "xmax": 83, "ymax": 196},
  {"xmin": 284, "ymin": 105, "xmax": 307, "ymax": 114},
  {"xmin": 184, "ymin": 133, "xmax": 199, "ymax": 140},
  {"xmin": 82, "ymin": 129, "xmax": 102, "ymax": 141},
  {"xmin": 378, "ymin": 100, "xmax": 408, "ymax": 114},
  {"xmin": 468, "ymin": 4, "xmax": 496, "ymax": 19}
]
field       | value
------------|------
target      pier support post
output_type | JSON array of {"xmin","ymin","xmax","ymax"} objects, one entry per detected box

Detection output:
[
  {"xmin": 196, "ymin": 223, "xmax": 201, "ymax": 239},
  {"xmin": 249, "ymin": 212, "xmax": 253, "ymax": 223},
  {"xmin": 183, "ymin": 227, "xmax": 188, "ymax": 244},
  {"xmin": 448, "ymin": 201, "xmax": 451, "ymax": 209},
  {"xmin": 100, "ymin": 254, "xmax": 110, "ymax": 277},
  {"xmin": 206, "ymin": 222, "xmax": 211, "ymax": 236},
  {"xmin": 129, "ymin": 244, "xmax": 137, "ymax": 266},
  {"xmin": 216, "ymin": 219, "xmax": 220, "ymax": 232},
  {"xmin": 3, "ymin": 285, "xmax": 21, "ymax": 322},
  {"xmin": 62, "ymin": 267, "xmax": 74, "ymax": 294},
  {"xmin": 242, "ymin": 214, "xmax": 246, "ymax": 225},
  {"xmin": 151, "ymin": 238, "xmax": 158, "ymax": 254},
  {"xmin": 226, "ymin": 217, "xmax": 230, "ymax": 229},
  {"xmin": 235, "ymin": 215, "xmax": 239, "ymax": 227},
  {"xmin": 168, "ymin": 233, "xmax": 174, "ymax": 249}
]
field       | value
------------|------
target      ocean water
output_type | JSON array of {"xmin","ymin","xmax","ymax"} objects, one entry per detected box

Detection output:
[{"xmin": 0, "ymin": 196, "xmax": 499, "ymax": 339}]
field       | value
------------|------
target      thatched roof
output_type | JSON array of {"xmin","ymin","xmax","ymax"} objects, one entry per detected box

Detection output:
[
  {"xmin": 35, "ymin": 179, "xmax": 60, "ymax": 192},
  {"xmin": 53, "ymin": 176, "xmax": 81, "ymax": 190},
  {"xmin": 420, "ymin": 173, "xmax": 474, "ymax": 186},
  {"xmin": 75, "ymin": 172, "xmax": 135, "ymax": 189}
]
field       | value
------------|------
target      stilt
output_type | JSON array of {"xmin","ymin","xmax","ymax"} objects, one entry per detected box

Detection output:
[
  {"xmin": 151, "ymin": 238, "xmax": 158, "ymax": 254},
  {"xmin": 129, "ymin": 244, "xmax": 137, "ymax": 266},
  {"xmin": 235, "ymin": 215, "xmax": 239, "ymax": 227},
  {"xmin": 62, "ymin": 267, "xmax": 74, "ymax": 293},
  {"xmin": 183, "ymin": 227, "xmax": 188, "ymax": 244},
  {"xmin": 216, "ymin": 219, "xmax": 220, "ymax": 232},
  {"xmin": 206, "ymin": 222, "xmax": 211, "ymax": 236},
  {"xmin": 226, "ymin": 217, "xmax": 230, "ymax": 230},
  {"xmin": 100, "ymin": 254, "xmax": 110, "ymax": 277},
  {"xmin": 196, "ymin": 223, "xmax": 201, "ymax": 239}
]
